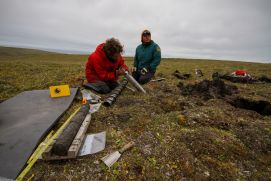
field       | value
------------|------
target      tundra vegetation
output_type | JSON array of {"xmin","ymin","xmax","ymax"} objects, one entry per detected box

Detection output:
[{"xmin": 0, "ymin": 47, "xmax": 270, "ymax": 180}]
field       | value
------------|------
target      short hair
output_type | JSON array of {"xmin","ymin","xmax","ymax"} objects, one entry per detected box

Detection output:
[{"xmin": 103, "ymin": 38, "xmax": 123, "ymax": 55}]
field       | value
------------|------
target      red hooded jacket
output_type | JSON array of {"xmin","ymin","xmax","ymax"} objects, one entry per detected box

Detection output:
[{"xmin": 85, "ymin": 43, "xmax": 128, "ymax": 83}]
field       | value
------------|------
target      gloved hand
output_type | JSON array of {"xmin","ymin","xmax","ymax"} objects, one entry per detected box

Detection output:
[
  {"xmin": 140, "ymin": 67, "xmax": 149, "ymax": 75},
  {"xmin": 130, "ymin": 67, "xmax": 137, "ymax": 72}
]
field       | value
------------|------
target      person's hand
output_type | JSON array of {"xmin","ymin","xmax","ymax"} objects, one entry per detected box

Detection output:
[
  {"xmin": 130, "ymin": 67, "xmax": 137, "ymax": 72},
  {"xmin": 140, "ymin": 67, "xmax": 149, "ymax": 75},
  {"xmin": 116, "ymin": 68, "xmax": 125, "ymax": 76}
]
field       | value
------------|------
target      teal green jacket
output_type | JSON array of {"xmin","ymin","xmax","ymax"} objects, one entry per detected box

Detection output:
[{"xmin": 134, "ymin": 40, "xmax": 161, "ymax": 72}]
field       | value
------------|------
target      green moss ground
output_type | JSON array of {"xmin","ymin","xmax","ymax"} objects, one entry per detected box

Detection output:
[{"xmin": 0, "ymin": 47, "xmax": 270, "ymax": 180}]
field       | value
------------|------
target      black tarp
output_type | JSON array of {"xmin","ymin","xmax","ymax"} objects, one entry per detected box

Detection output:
[{"xmin": 0, "ymin": 88, "xmax": 78, "ymax": 179}]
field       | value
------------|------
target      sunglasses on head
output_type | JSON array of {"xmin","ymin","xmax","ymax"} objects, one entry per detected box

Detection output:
[{"xmin": 143, "ymin": 32, "xmax": 151, "ymax": 36}]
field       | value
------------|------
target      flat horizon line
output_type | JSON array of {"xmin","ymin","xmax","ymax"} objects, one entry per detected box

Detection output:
[{"xmin": 0, "ymin": 44, "xmax": 270, "ymax": 64}]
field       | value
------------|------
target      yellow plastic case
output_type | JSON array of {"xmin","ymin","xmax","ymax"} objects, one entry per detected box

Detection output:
[{"xmin": 49, "ymin": 85, "xmax": 70, "ymax": 98}]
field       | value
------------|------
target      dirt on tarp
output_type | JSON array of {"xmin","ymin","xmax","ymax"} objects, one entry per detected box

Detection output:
[
  {"xmin": 177, "ymin": 78, "xmax": 239, "ymax": 100},
  {"xmin": 173, "ymin": 70, "xmax": 191, "ymax": 80},
  {"xmin": 228, "ymin": 97, "xmax": 271, "ymax": 116}
]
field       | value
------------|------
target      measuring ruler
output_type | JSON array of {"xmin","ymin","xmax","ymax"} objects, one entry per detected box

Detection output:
[{"xmin": 16, "ymin": 106, "xmax": 81, "ymax": 181}]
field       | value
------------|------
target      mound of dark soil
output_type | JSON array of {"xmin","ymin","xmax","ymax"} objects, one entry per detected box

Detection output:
[
  {"xmin": 177, "ymin": 79, "xmax": 238, "ymax": 100},
  {"xmin": 173, "ymin": 70, "xmax": 191, "ymax": 80},
  {"xmin": 213, "ymin": 72, "xmax": 271, "ymax": 84},
  {"xmin": 219, "ymin": 74, "xmax": 255, "ymax": 83},
  {"xmin": 228, "ymin": 97, "xmax": 271, "ymax": 116},
  {"xmin": 258, "ymin": 75, "xmax": 271, "ymax": 83}
]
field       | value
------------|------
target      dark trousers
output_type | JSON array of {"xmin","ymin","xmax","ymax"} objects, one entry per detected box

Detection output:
[
  {"xmin": 84, "ymin": 81, "xmax": 119, "ymax": 94},
  {"xmin": 132, "ymin": 70, "xmax": 155, "ymax": 84}
]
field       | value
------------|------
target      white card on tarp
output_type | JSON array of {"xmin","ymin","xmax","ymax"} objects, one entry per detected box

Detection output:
[
  {"xmin": 89, "ymin": 103, "xmax": 101, "ymax": 114},
  {"xmin": 81, "ymin": 89, "xmax": 101, "ymax": 101},
  {"xmin": 78, "ymin": 131, "xmax": 106, "ymax": 156}
]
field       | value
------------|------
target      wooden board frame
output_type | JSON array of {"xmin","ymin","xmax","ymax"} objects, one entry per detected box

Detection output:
[{"xmin": 42, "ymin": 114, "xmax": 91, "ymax": 160}]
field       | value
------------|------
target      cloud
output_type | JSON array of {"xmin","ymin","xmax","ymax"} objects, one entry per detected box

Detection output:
[{"xmin": 0, "ymin": 0, "xmax": 270, "ymax": 62}]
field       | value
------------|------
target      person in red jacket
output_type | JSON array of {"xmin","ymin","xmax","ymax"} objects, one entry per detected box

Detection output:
[{"xmin": 85, "ymin": 38, "xmax": 129, "ymax": 94}]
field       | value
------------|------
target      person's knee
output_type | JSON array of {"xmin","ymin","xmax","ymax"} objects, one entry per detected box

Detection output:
[
  {"xmin": 138, "ymin": 72, "xmax": 154, "ymax": 84},
  {"xmin": 86, "ymin": 81, "xmax": 112, "ymax": 94},
  {"xmin": 138, "ymin": 79, "xmax": 148, "ymax": 84},
  {"xmin": 99, "ymin": 86, "xmax": 111, "ymax": 94},
  {"xmin": 138, "ymin": 76, "xmax": 151, "ymax": 84},
  {"xmin": 132, "ymin": 71, "xmax": 140, "ymax": 81},
  {"xmin": 107, "ymin": 81, "xmax": 119, "ymax": 90}
]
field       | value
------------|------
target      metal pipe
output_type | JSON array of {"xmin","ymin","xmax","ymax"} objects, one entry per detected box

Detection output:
[
  {"xmin": 103, "ymin": 79, "xmax": 128, "ymax": 107},
  {"xmin": 122, "ymin": 69, "xmax": 146, "ymax": 94}
]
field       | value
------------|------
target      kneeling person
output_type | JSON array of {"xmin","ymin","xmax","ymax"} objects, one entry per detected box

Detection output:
[
  {"xmin": 132, "ymin": 30, "xmax": 161, "ymax": 84},
  {"xmin": 85, "ymin": 38, "xmax": 129, "ymax": 94}
]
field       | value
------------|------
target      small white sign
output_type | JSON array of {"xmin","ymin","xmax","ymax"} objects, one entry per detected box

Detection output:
[
  {"xmin": 78, "ymin": 131, "xmax": 106, "ymax": 156},
  {"xmin": 89, "ymin": 103, "xmax": 101, "ymax": 114}
]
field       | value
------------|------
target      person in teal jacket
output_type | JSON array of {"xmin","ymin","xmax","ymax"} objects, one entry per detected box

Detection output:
[{"xmin": 132, "ymin": 30, "xmax": 161, "ymax": 84}]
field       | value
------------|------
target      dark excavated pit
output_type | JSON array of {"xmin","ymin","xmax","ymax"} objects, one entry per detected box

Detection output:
[
  {"xmin": 177, "ymin": 78, "xmax": 238, "ymax": 100},
  {"xmin": 177, "ymin": 77, "xmax": 271, "ymax": 116},
  {"xmin": 228, "ymin": 97, "xmax": 271, "ymax": 116}
]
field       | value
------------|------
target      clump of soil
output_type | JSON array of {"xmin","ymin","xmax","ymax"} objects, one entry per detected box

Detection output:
[
  {"xmin": 213, "ymin": 72, "xmax": 271, "ymax": 84},
  {"xmin": 173, "ymin": 70, "xmax": 191, "ymax": 80},
  {"xmin": 217, "ymin": 73, "xmax": 254, "ymax": 83},
  {"xmin": 177, "ymin": 78, "xmax": 238, "ymax": 100},
  {"xmin": 258, "ymin": 75, "xmax": 271, "ymax": 83},
  {"xmin": 157, "ymin": 82, "xmax": 176, "ymax": 94},
  {"xmin": 228, "ymin": 97, "xmax": 271, "ymax": 116}
]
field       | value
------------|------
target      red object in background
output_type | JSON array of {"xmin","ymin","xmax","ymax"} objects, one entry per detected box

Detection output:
[
  {"xmin": 85, "ymin": 43, "xmax": 128, "ymax": 83},
  {"xmin": 233, "ymin": 70, "xmax": 248, "ymax": 76}
]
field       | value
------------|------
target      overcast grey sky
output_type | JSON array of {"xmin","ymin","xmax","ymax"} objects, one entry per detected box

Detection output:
[{"xmin": 0, "ymin": 0, "xmax": 271, "ymax": 62}]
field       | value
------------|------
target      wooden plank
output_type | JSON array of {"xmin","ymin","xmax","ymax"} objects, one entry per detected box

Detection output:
[
  {"xmin": 68, "ymin": 114, "xmax": 91, "ymax": 157},
  {"xmin": 42, "ymin": 114, "xmax": 91, "ymax": 160}
]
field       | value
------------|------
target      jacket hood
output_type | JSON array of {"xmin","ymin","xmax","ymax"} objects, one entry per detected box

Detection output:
[
  {"xmin": 94, "ymin": 43, "xmax": 120, "ymax": 63},
  {"xmin": 95, "ymin": 43, "xmax": 105, "ymax": 55},
  {"xmin": 95, "ymin": 43, "xmax": 112, "ymax": 61}
]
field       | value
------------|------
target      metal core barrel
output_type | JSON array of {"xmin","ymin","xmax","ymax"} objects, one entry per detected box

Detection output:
[{"xmin": 103, "ymin": 79, "xmax": 128, "ymax": 107}]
